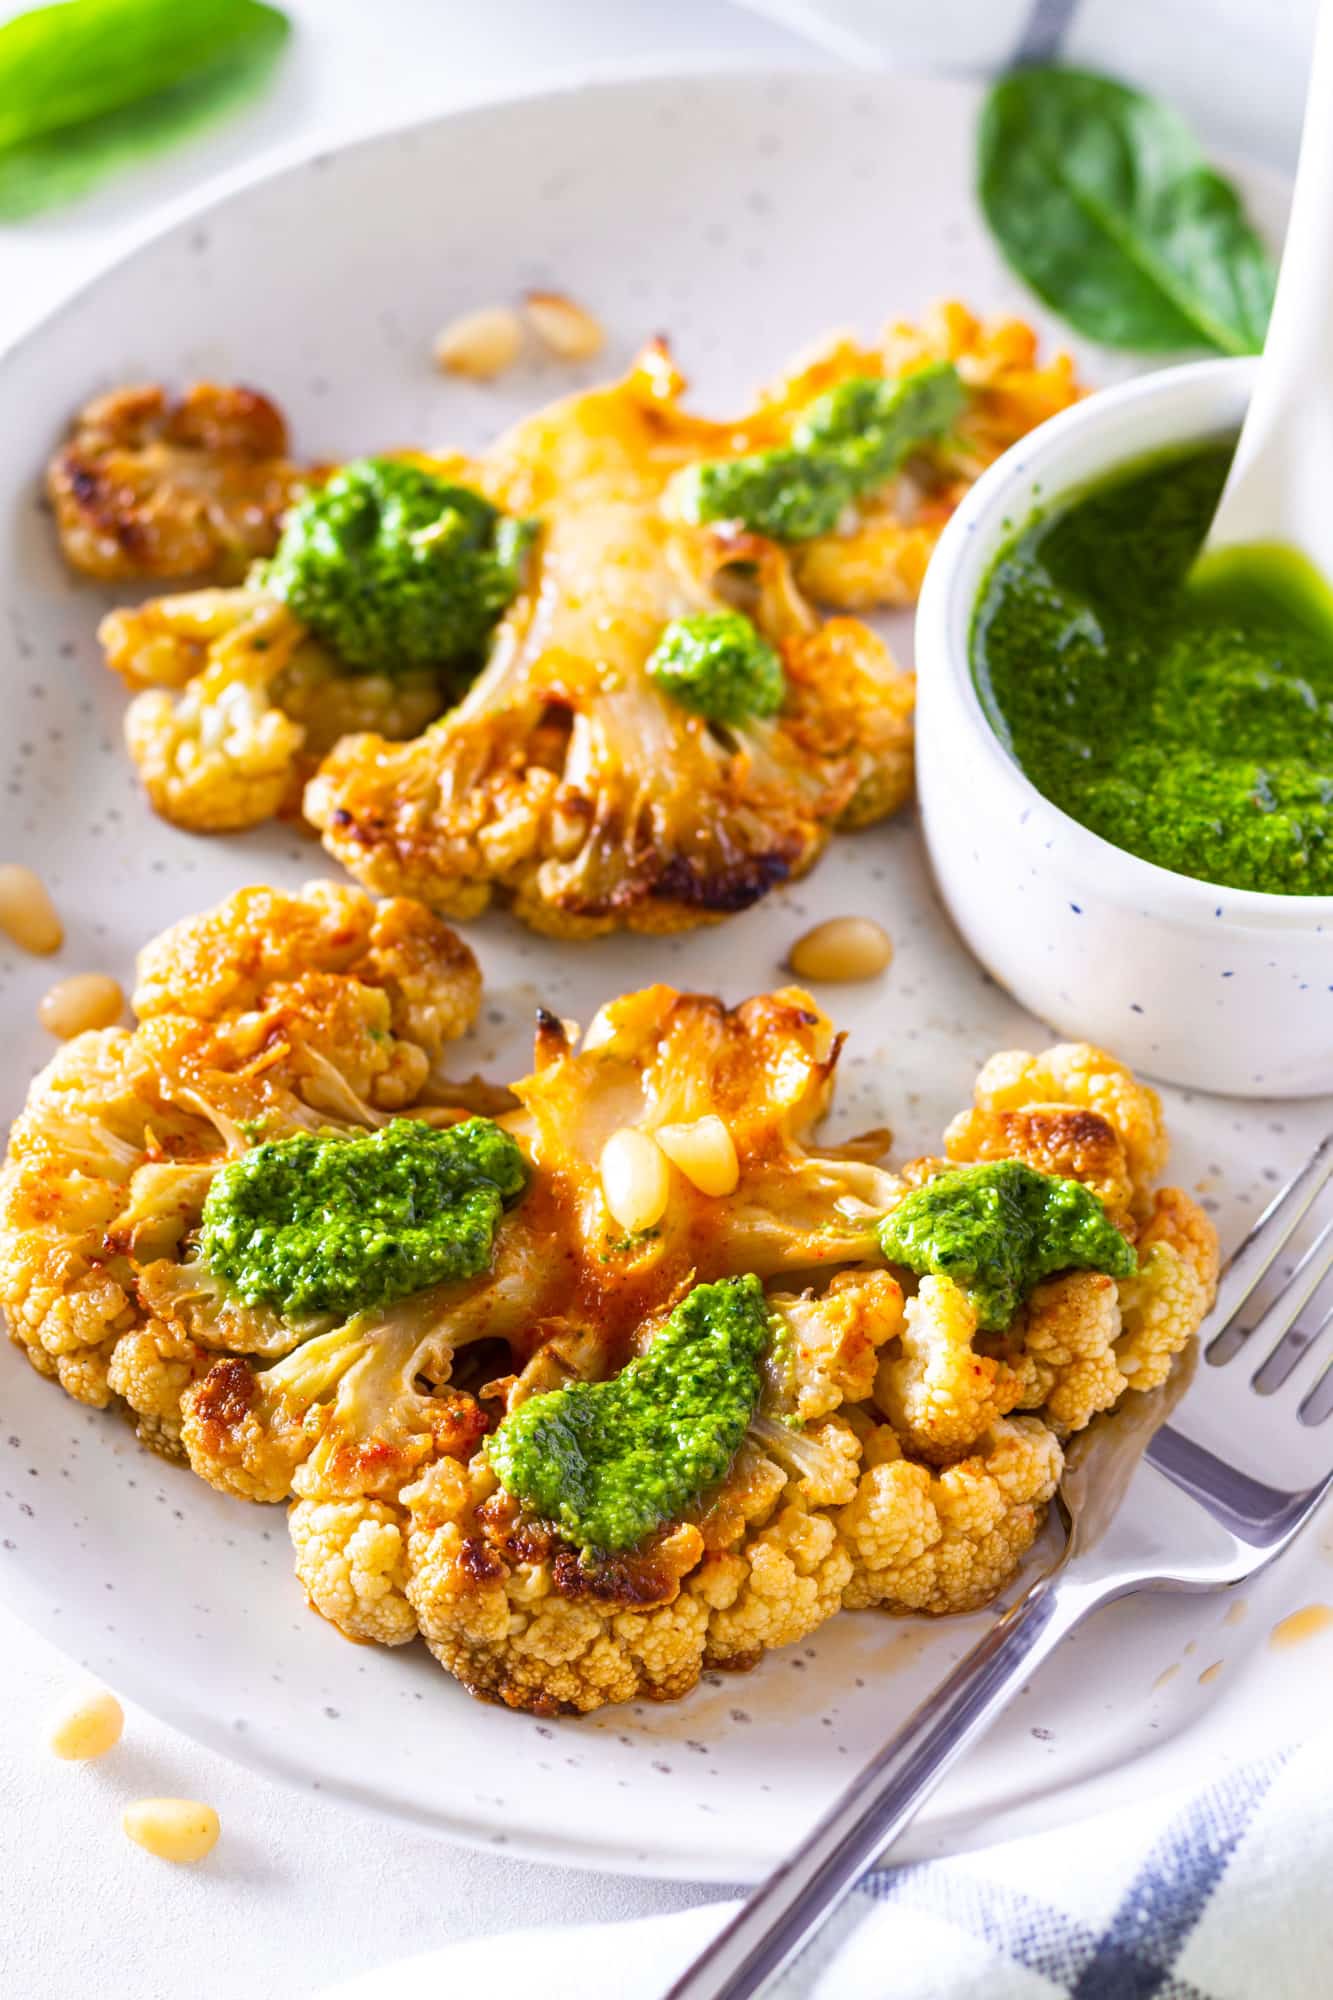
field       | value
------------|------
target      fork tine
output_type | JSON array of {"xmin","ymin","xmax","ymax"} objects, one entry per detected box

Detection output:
[
  {"xmin": 1206, "ymin": 1133, "xmax": 1333, "ymax": 1365},
  {"xmin": 1297, "ymin": 1312, "xmax": 1333, "ymax": 1423},
  {"xmin": 1249, "ymin": 1216, "xmax": 1333, "ymax": 1392}
]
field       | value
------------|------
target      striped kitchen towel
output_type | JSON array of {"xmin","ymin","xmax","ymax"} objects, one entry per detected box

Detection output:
[{"xmin": 320, "ymin": 1728, "xmax": 1333, "ymax": 1999}]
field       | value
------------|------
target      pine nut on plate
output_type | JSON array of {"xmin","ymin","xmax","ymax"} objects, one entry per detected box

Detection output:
[
  {"xmin": 122, "ymin": 1798, "xmax": 220, "ymax": 1865},
  {"xmin": 599, "ymin": 1126, "xmax": 670, "ymax": 1234},
  {"xmin": 788, "ymin": 916, "xmax": 893, "ymax": 983},
  {"xmin": 0, "ymin": 864, "xmax": 63, "ymax": 955},
  {"xmin": 47, "ymin": 1689, "xmax": 123, "ymax": 1761},
  {"xmin": 38, "ymin": 972, "xmax": 125, "ymax": 1039},
  {"xmin": 655, "ymin": 1115, "xmax": 740, "ymax": 1197},
  {"xmin": 433, "ymin": 306, "xmax": 523, "ymax": 379},
  {"xmin": 525, "ymin": 291, "xmax": 605, "ymax": 361}
]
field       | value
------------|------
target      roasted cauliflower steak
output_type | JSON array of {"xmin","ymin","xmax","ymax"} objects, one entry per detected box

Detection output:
[
  {"xmin": 66, "ymin": 302, "xmax": 1076, "ymax": 930},
  {"xmin": 308, "ymin": 344, "xmax": 915, "ymax": 934},
  {"xmin": 2, "ymin": 891, "xmax": 1214, "ymax": 1716}
]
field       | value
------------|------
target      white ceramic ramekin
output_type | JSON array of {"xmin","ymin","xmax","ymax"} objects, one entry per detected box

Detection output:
[{"xmin": 915, "ymin": 357, "xmax": 1332, "ymax": 1098}]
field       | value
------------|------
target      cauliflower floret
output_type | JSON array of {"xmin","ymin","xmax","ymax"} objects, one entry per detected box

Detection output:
[
  {"xmin": 693, "ymin": 1501, "xmax": 852, "ymax": 1670},
  {"xmin": 746, "ymin": 303, "xmax": 1082, "ymax": 611},
  {"xmin": 1137, "ymin": 1186, "xmax": 1220, "ymax": 1303},
  {"xmin": 873, "ymin": 1274, "xmax": 1024, "ymax": 1463},
  {"xmin": 404, "ymin": 1457, "xmax": 715, "ymax": 1713},
  {"xmin": 289, "ymin": 1497, "xmax": 418, "ymax": 1646},
  {"xmin": 963, "ymin": 1043, "xmax": 1168, "ymax": 1208},
  {"xmin": 308, "ymin": 354, "xmax": 914, "ymax": 936},
  {"xmin": 944, "ymin": 1103, "xmax": 1135, "ymax": 1223},
  {"xmin": 46, "ymin": 381, "xmax": 301, "ymax": 582},
  {"xmin": 838, "ymin": 1415, "xmax": 1063, "ymax": 1615},
  {"xmin": 1008, "ymin": 1271, "xmax": 1127, "ymax": 1435},
  {"xmin": 106, "ymin": 589, "xmax": 444, "ymax": 834},
  {"xmin": 401, "ymin": 1424, "xmax": 853, "ymax": 1715},
  {"xmin": 106, "ymin": 1320, "xmax": 210, "ymax": 1458},
  {"xmin": 1115, "ymin": 1243, "xmax": 1210, "ymax": 1393},
  {"xmin": 771, "ymin": 1268, "xmax": 906, "ymax": 1421},
  {"xmin": 1, "ymin": 883, "xmax": 482, "ymax": 1451}
]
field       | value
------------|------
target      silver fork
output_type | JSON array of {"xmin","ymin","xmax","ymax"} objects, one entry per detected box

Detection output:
[{"xmin": 667, "ymin": 1133, "xmax": 1333, "ymax": 2000}]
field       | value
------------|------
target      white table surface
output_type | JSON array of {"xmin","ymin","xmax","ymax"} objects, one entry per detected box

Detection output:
[{"xmin": 0, "ymin": 6, "xmax": 808, "ymax": 1996}]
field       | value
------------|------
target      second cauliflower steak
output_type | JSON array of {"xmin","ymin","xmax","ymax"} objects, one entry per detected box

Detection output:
[{"xmin": 0, "ymin": 886, "xmax": 1216, "ymax": 1716}]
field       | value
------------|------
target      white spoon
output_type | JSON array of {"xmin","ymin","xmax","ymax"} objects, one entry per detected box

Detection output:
[{"xmin": 1196, "ymin": 0, "xmax": 1333, "ymax": 613}]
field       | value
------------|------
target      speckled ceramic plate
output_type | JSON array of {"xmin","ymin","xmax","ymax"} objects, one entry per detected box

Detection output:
[{"xmin": 1, "ymin": 70, "xmax": 1329, "ymax": 1881}]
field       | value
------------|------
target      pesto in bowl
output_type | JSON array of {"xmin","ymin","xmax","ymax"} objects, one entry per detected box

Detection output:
[{"xmin": 971, "ymin": 442, "xmax": 1333, "ymax": 897}]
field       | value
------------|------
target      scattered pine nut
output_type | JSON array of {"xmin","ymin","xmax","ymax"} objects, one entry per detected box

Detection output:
[
  {"xmin": 525, "ymin": 291, "xmax": 605, "ymax": 362},
  {"xmin": 433, "ymin": 306, "xmax": 523, "ymax": 380},
  {"xmin": 788, "ymin": 916, "xmax": 892, "ymax": 983},
  {"xmin": 655, "ymin": 1115, "xmax": 740, "ymax": 1197},
  {"xmin": 38, "ymin": 972, "xmax": 125, "ymax": 1039},
  {"xmin": 0, "ymin": 864, "xmax": 63, "ymax": 955},
  {"xmin": 48, "ymin": 1688, "xmax": 123, "ymax": 1761},
  {"xmin": 123, "ymin": 1798, "xmax": 220, "ymax": 1865},
  {"xmin": 600, "ymin": 1127, "xmax": 670, "ymax": 1234}
]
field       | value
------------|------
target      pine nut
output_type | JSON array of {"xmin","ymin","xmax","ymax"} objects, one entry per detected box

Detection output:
[
  {"xmin": 123, "ymin": 1798, "xmax": 220, "ymax": 1864},
  {"xmin": 525, "ymin": 291, "xmax": 605, "ymax": 361},
  {"xmin": 48, "ymin": 1688, "xmax": 123, "ymax": 1761},
  {"xmin": 600, "ymin": 1126, "xmax": 670, "ymax": 1234},
  {"xmin": 38, "ymin": 972, "xmax": 125, "ymax": 1039},
  {"xmin": 788, "ymin": 916, "xmax": 892, "ymax": 983},
  {"xmin": 0, "ymin": 864, "xmax": 63, "ymax": 955},
  {"xmin": 655, "ymin": 1115, "xmax": 740, "ymax": 1197},
  {"xmin": 433, "ymin": 306, "xmax": 523, "ymax": 380}
]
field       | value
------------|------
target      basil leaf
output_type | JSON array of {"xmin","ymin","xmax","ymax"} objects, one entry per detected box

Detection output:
[
  {"xmin": 978, "ymin": 66, "xmax": 1276, "ymax": 356},
  {"xmin": 0, "ymin": 0, "xmax": 289, "ymax": 219}
]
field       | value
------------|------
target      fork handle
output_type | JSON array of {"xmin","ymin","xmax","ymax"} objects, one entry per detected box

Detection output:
[{"xmin": 664, "ymin": 1575, "xmax": 1098, "ymax": 2000}]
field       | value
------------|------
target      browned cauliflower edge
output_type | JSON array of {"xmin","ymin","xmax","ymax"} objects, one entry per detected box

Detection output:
[{"xmin": 47, "ymin": 382, "xmax": 303, "ymax": 583}]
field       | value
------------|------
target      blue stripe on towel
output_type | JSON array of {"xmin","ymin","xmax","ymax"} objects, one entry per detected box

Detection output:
[{"xmin": 850, "ymin": 1750, "xmax": 1290, "ymax": 1997}]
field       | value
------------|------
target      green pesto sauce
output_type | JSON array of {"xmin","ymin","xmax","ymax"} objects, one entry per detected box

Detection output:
[
  {"xmin": 673, "ymin": 359, "xmax": 964, "ymax": 542},
  {"xmin": 199, "ymin": 1117, "xmax": 527, "ymax": 1318},
  {"xmin": 645, "ymin": 610, "xmax": 785, "ymax": 724},
  {"xmin": 488, "ymin": 1274, "xmax": 771, "ymax": 1555},
  {"xmin": 263, "ymin": 457, "xmax": 534, "ymax": 679},
  {"xmin": 877, "ymin": 1160, "xmax": 1135, "ymax": 1331},
  {"xmin": 972, "ymin": 444, "xmax": 1333, "ymax": 895}
]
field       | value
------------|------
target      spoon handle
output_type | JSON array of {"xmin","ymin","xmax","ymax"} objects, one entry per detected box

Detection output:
[
  {"xmin": 661, "ymin": 1576, "xmax": 1094, "ymax": 2000},
  {"xmin": 1204, "ymin": 0, "xmax": 1333, "ymax": 567}
]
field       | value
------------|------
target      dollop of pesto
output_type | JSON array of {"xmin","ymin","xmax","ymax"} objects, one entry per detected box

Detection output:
[
  {"xmin": 199, "ymin": 1117, "xmax": 527, "ymax": 1318},
  {"xmin": 877, "ymin": 1160, "xmax": 1136, "ymax": 1331},
  {"xmin": 488, "ymin": 1274, "xmax": 771, "ymax": 1554},
  {"xmin": 972, "ymin": 444, "xmax": 1333, "ymax": 895},
  {"xmin": 263, "ymin": 457, "xmax": 535, "ymax": 678},
  {"xmin": 645, "ymin": 610, "xmax": 785, "ymax": 724},
  {"xmin": 673, "ymin": 359, "xmax": 964, "ymax": 542}
]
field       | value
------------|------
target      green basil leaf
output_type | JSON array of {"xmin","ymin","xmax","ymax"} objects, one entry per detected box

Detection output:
[
  {"xmin": 0, "ymin": 28, "xmax": 287, "ymax": 219},
  {"xmin": 978, "ymin": 66, "xmax": 1276, "ymax": 356},
  {"xmin": 0, "ymin": 0, "xmax": 288, "ymax": 150}
]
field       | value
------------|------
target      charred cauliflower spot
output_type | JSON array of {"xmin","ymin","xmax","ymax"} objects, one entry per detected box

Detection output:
[
  {"xmin": 0, "ymin": 882, "xmax": 482, "ymax": 1461},
  {"xmin": 47, "ymin": 383, "xmax": 302, "ymax": 583},
  {"xmin": 307, "ymin": 347, "xmax": 915, "ymax": 935}
]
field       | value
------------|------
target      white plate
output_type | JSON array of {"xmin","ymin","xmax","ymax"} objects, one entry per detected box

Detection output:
[{"xmin": 1, "ymin": 70, "xmax": 1329, "ymax": 1882}]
